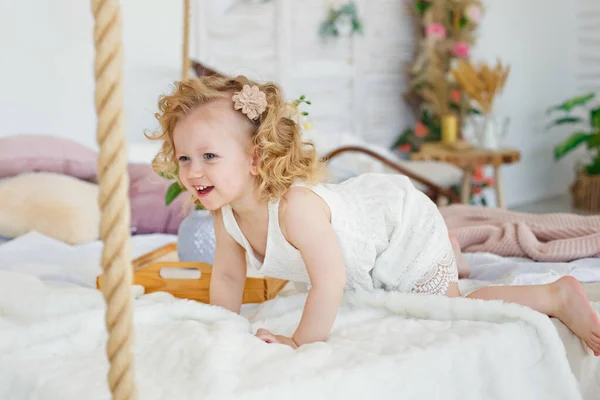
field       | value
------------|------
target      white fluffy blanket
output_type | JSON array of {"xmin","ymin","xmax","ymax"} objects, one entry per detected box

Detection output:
[{"xmin": 0, "ymin": 270, "xmax": 584, "ymax": 400}]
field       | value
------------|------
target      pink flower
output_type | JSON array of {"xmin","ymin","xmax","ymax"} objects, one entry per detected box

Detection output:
[
  {"xmin": 453, "ymin": 42, "xmax": 470, "ymax": 58},
  {"xmin": 425, "ymin": 23, "xmax": 446, "ymax": 41},
  {"xmin": 415, "ymin": 122, "xmax": 430, "ymax": 137},
  {"xmin": 398, "ymin": 144, "xmax": 411, "ymax": 153},
  {"xmin": 451, "ymin": 89, "xmax": 461, "ymax": 103},
  {"xmin": 473, "ymin": 166, "xmax": 484, "ymax": 181},
  {"xmin": 465, "ymin": 5, "xmax": 481, "ymax": 23}
]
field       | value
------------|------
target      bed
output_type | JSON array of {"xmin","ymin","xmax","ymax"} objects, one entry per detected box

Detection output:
[
  {"xmin": 2, "ymin": 1, "xmax": 598, "ymax": 398},
  {"xmin": 1, "ymin": 231, "xmax": 599, "ymax": 400}
]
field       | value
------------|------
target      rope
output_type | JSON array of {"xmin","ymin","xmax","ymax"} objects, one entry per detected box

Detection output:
[
  {"xmin": 91, "ymin": 1, "xmax": 137, "ymax": 399},
  {"xmin": 182, "ymin": 0, "xmax": 191, "ymax": 80}
]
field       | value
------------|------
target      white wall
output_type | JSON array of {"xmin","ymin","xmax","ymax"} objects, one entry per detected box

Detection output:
[
  {"xmin": 0, "ymin": 0, "xmax": 586, "ymax": 207},
  {"xmin": 575, "ymin": 0, "xmax": 600, "ymax": 94},
  {"xmin": 194, "ymin": 0, "xmax": 415, "ymax": 146},
  {"xmin": 0, "ymin": 0, "xmax": 183, "ymax": 151},
  {"xmin": 471, "ymin": 0, "xmax": 580, "ymax": 207}
]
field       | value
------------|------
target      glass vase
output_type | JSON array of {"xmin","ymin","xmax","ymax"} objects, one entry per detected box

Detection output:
[{"xmin": 177, "ymin": 209, "xmax": 216, "ymax": 264}]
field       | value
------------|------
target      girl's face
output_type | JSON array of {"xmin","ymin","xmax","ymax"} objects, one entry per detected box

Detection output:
[{"xmin": 173, "ymin": 98, "xmax": 258, "ymax": 211}]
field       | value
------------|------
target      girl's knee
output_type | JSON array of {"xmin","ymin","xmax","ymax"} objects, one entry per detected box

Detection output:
[{"xmin": 445, "ymin": 282, "xmax": 462, "ymax": 298}]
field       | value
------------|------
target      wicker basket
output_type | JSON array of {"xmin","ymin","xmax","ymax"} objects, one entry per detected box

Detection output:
[{"xmin": 571, "ymin": 171, "xmax": 600, "ymax": 212}]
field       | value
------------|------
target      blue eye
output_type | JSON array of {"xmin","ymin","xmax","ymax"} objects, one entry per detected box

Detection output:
[
  {"xmin": 178, "ymin": 156, "xmax": 190, "ymax": 162},
  {"xmin": 203, "ymin": 153, "xmax": 217, "ymax": 160}
]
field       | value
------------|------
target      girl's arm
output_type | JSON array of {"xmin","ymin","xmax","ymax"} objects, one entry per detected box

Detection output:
[
  {"xmin": 209, "ymin": 209, "xmax": 247, "ymax": 314},
  {"xmin": 280, "ymin": 188, "xmax": 347, "ymax": 346}
]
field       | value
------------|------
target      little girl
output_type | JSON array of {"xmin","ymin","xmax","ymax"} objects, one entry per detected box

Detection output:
[{"xmin": 148, "ymin": 75, "xmax": 600, "ymax": 356}]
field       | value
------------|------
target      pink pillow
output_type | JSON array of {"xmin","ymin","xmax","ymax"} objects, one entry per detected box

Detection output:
[
  {"xmin": 0, "ymin": 134, "xmax": 98, "ymax": 181},
  {"xmin": 128, "ymin": 163, "xmax": 188, "ymax": 235}
]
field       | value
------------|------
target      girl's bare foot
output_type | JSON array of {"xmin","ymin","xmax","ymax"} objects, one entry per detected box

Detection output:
[
  {"xmin": 553, "ymin": 276, "xmax": 600, "ymax": 356},
  {"xmin": 450, "ymin": 235, "xmax": 470, "ymax": 279}
]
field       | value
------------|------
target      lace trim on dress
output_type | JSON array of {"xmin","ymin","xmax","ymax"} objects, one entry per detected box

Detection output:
[{"xmin": 410, "ymin": 249, "xmax": 458, "ymax": 295}]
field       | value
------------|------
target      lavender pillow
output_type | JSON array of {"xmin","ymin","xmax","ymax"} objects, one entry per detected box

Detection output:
[
  {"xmin": 0, "ymin": 134, "xmax": 98, "ymax": 181},
  {"xmin": 128, "ymin": 163, "xmax": 189, "ymax": 235}
]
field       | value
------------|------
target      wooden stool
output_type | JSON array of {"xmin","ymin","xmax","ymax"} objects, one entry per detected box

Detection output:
[{"xmin": 410, "ymin": 142, "xmax": 520, "ymax": 208}]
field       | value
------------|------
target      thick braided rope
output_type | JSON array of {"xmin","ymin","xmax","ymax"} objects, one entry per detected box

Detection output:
[
  {"xmin": 182, "ymin": 0, "xmax": 190, "ymax": 80},
  {"xmin": 91, "ymin": 1, "xmax": 137, "ymax": 399}
]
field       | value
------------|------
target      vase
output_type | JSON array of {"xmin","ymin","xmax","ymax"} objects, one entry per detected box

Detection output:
[
  {"xmin": 467, "ymin": 114, "xmax": 510, "ymax": 150},
  {"xmin": 177, "ymin": 209, "xmax": 216, "ymax": 263}
]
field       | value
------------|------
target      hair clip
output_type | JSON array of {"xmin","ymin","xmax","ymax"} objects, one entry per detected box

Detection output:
[{"xmin": 232, "ymin": 85, "xmax": 267, "ymax": 120}]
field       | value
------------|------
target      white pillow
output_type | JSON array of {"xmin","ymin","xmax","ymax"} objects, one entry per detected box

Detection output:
[{"xmin": 0, "ymin": 172, "xmax": 100, "ymax": 244}]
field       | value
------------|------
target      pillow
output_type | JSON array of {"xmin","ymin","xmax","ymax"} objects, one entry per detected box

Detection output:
[
  {"xmin": 0, "ymin": 172, "xmax": 100, "ymax": 244},
  {"xmin": 0, "ymin": 134, "xmax": 98, "ymax": 181},
  {"xmin": 128, "ymin": 163, "xmax": 188, "ymax": 235}
]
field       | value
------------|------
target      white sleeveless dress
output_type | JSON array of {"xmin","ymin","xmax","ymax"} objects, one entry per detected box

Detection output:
[{"xmin": 221, "ymin": 173, "xmax": 458, "ymax": 295}]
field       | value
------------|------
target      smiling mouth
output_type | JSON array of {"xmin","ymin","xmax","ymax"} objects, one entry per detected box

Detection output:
[{"xmin": 194, "ymin": 185, "xmax": 214, "ymax": 196}]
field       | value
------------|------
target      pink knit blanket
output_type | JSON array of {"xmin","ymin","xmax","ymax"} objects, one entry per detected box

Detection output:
[{"xmin": 440, "ymin": 205, "xmax": 600, "ymax": 262}]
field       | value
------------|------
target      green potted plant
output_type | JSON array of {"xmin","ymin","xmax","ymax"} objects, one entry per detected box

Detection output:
[{"xmin": 546, "ymin": 92, "xmax": 600, "ymax": 211}]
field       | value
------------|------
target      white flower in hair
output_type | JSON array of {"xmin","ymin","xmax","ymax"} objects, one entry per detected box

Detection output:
[{"xmin": 232, "ymin": 85, "xmax": 267, "ymax": 120}]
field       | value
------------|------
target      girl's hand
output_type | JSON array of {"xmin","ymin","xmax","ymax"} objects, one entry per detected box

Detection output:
[{"xmin": 256, "ymin": 328, "xmax": 298, "ymax": 349}]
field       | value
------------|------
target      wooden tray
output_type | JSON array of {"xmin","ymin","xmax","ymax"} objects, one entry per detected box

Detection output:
[{"xmin": 97, "ymin": 243, "xmax": 288, "ymax": 304}]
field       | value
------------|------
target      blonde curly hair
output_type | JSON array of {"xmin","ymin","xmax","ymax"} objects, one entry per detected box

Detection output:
[{"xmin": 146, "ymin": 75, "xmax": 324, "ymax": 201}]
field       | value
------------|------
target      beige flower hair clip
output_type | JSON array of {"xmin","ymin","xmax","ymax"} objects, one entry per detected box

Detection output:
[{"xmin": 232, "ymin": 85, "xmax": 267, "ymax": 120}]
